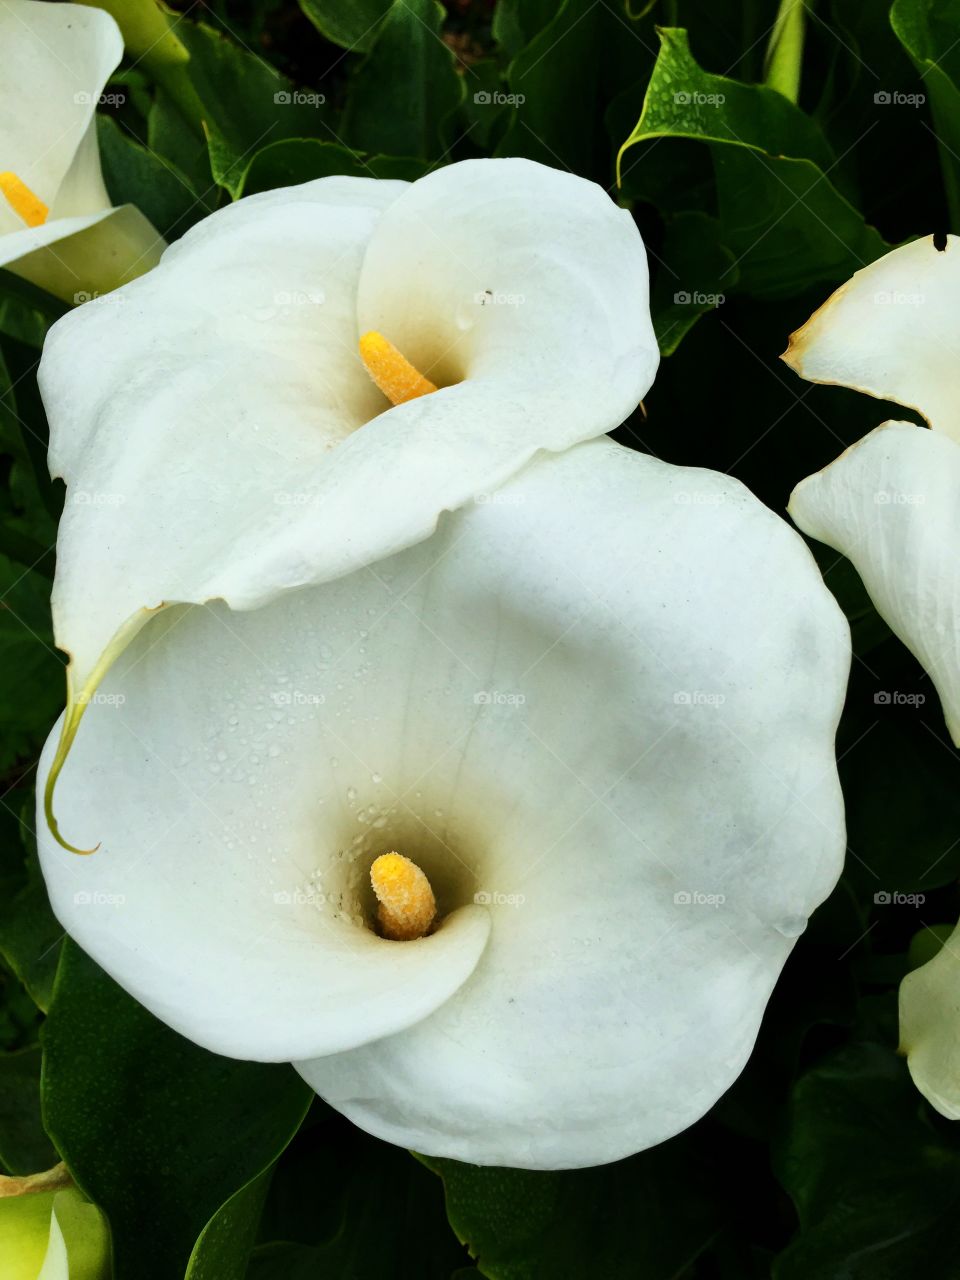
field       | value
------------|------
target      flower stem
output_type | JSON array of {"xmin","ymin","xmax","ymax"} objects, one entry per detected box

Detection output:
[{"xmin": 764, "ymin": 0, "xmax": 808, "ymax": 104}]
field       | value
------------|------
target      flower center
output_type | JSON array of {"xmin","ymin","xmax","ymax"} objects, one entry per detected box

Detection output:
[
  {"xmin": 359, "ymin": 331, "xmax": 438, "ymax": 405},
  {"xmin": 0, "ymin": 172, "xmax": 48, "ymax": 227},
  {"xmin": 370, "ymin": 851, "xmax": 437, "ymax": 941}
]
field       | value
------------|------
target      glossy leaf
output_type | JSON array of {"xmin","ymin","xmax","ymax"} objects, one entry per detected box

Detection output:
[
  {"xmin": 42, "ymin": 940, "xmax": 312, "ymax": 1280},
  {"xmin": 341, "ymin": 0, "xmax": 463, "ymax": 160},
  {"xmin": 773, "ymin": 1041, "xmax": 960, "ymax": 1278},
  {"xmin": 619, "ymin": 28, "xmax": 888, "ymax": 297},
  {"xmin": 297, "ymin": 0, "xmax": 391, "ymax": 51},
  {"xmin": 420, "ymin": 1135, "xmax": 722, "ymax": 1279}
]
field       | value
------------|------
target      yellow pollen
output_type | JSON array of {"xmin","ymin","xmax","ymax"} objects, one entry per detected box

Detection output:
[
  {"xmin": 370, "ymin": 851, "xmax": 436, "ymax": 941},
  {"xmin": 359, "ymin": 331, "xmax": 438, "ymax": 405},
  {"xmin": 0, "ymin": 172, "xmax": 48, "ymax": 228}
]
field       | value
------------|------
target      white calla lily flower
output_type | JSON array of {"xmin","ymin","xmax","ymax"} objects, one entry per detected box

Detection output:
[
  {"xmin": 784, "ymin": 235, "xmax": 960, "ymax": 1119},
  {"xmin": 0, "ymin": 0, "xmax": 164, "ymax": 303},
  {"xmin": 0, "ymin": 1169, "xmax": 109, "ymax": 1280},
  {"xmin": 37, "ymin": 157, "xmax": 658, "ymax": 851},
  {"xmin": 37, "ymin": 437, "xmax": 849, "ymax": 1170}
]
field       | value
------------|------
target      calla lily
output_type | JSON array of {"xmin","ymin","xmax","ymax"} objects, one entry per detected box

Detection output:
[
  {"xmin": 37, "ymin": 436, "xmax": 849, "ymax": 1170},
  {"xmin": 36, "ymin": 157, "xmax": 659, "ymax": 851},
  {"xmin": 784, "ymin": 235, "xmax": 960, "ymax": 1118},
  {"xmin": 0, "ymin": 1168, "xmax": 109, "ymax": 1280},
  {"xmin": 0, "ymin": 0, "xmax": 163, "ymax": 303}
]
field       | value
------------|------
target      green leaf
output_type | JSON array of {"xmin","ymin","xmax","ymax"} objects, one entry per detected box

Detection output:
[
  {"xmin": 840, "ymin": 687, "xmax": 960, "ymax": 894},
  {"xmin": 185, "ymin": 1168, "xmax": 272, "ymax": 1280},
  {"xmin": 420, "ymin": 1133, "xmax": 722, "ymax": 1280},
  {"xmin": 0, "ymin": 1046, "xmax": 57, "ymax": 1174},
  {"xmin": 297, "ymin": 0, "xmax": 391, "ymax": 52},
  {"xmin": 0, "ymin": 795, "xmax": 64, "ymax": 1012},
  {"xmin": 341, "ymin": 0, "xmax": 464, "ymax": 161},
  {"xmin": 147, "ymin": 89, "xmax": 216, "ymax": 206},
  {"xmin": 174, "ymin": 19, "xmax": 328, "ymax": 198},
  {"xmin": 891, "ymin": 0, "xmax": 960, "ymax": 228},
  {"xmin": 773, "ymin": 1041, "xmax": 960, "ymax": 1278},
  {"xmin": 0, "ymin": 272, "xmax": 68, "ymax": 348},
  {"xmin": 0, "ymin": 557, "xmax": 64, "ymax": 774},
  {"xmin": 618, "ymin": 28, "xmax": 888, "ymax": 297},
  {"xmin": 97, "ymin": 116, "xmax": 208, "ymax": 240},
  {"xmin": 238, "ymin": 139, "xmax": 427, "ymax": 198},
  {"xmin": 491, "ymin": 0, "xmax": 558, "ymax": 59},
  {"xmin": 494, "ymin": 0, "xmax": 649, "ymax": 178},
  {"xmin": 250, "ymin": 1124, "xmax": 467, "ymax": 1277},
  {"xmin": 651, "ymin": 212, "xmax": 739, "ymax": 355},
  {"xmin": 42, "ymin": 940, "xmax": 312, "ymax": 1280}
]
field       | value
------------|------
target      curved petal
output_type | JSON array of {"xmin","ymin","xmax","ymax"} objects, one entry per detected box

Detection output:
[
  {"xmin": 0, "ymin": 0, "xmax": 121, "ymax": 218},
  {"xmin": 789, "ymin": 421, "xmax": 960, "ymax": 744},
  {"xmin": 38, "ymin": 160, "xmax": 656, "ymax": 846},
  {"xmin": 782, "ymin": 235, "xmax": 960, "ymax": 441},
  {"xmin": 0, "ymin": 204, "xmax": 163, "ymax": 303},
  {"xmin": 39, "ymin": 439, "xmax": 849, "ymax": 1167},
  {"xmin": 900, "ymin": 920, "xmax": 960, "ymax": 1119}
]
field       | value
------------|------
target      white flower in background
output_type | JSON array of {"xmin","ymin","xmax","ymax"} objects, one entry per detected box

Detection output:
[
  {"xmin": 0, "ymin": 0, "xmax": 163, "ymax": 303},
  {"xmin": 37, "ymin": 435, "xmax": 849, "ymax": 1170},
  {"xmin": 785, "ymin": 235, "xmax": 960, "ymax": 1119},
  {"xmin": 0, "ymin": 1167, "xmax": 108, "ymax": 1279},
  {"xmin": 36, "ymin": 157, "xmax": 659, "ymax": 849}
]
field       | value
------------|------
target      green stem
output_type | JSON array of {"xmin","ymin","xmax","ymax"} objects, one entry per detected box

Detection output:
[{"xmin": 764, "ymin": 0, "xmax": 808, "ymax": 104}]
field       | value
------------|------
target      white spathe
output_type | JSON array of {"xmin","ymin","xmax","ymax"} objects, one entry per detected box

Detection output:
[
  {"xmin": 0, "ymin": 0, "xmax": 164, "ymax": 301},
  {"xmin": 0, "ymin": 1184, "xmax": 109, "ymax": 1280},
  {"xmin": 38, "ymin": 157, "xmax": 659, "ymax": 845},
  {"xmin": 785, "ymin": 235, "xmax": 960, "ymax": 1121},
  {"xmin": 37, "ymin": 439, "xmax": 849, "ymax": 1169}
]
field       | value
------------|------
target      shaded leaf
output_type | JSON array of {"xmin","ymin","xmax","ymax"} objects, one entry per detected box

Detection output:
[
  {"xmin": 773, "ymin": 1041, "xmax": 960, "ymax": 1278},
  {"xmin": 42, "ymin": 940, "xmax": 312, "ymax": 1280},
  {"xmin": 618, "ymin": 28, "xmax": 888, "ymax": 298},
  {"xmin": 239, "ymin": 138, "xmax": 427, "ymax": 197},
  {"xmin": 341, "ymin": 0, "xmax": 464, "ymax": 161},
  {"xmin": 297, "ymin": 0, "xmax": 391, "ymax": 52},
  {"xmin": 421, "ymin": 1133, "xmax": 721, "ymax": 1280},
  {"xmin": 0, "ymin": 1045, "xmax": 57, "ymax": 1174},
  {"xmin": 97, "ymin": 115, "xmax": 207, "ymax": 241}
]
